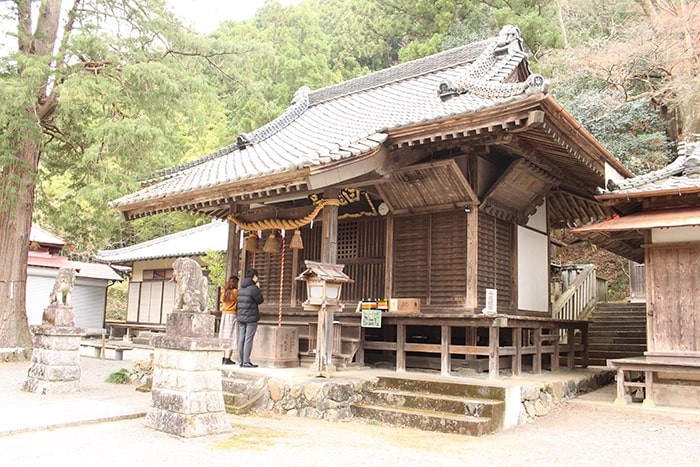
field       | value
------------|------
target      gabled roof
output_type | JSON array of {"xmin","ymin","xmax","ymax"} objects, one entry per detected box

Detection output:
[
  {"xmin": 109, "ymin": 27, "xmax": 545, "ymax": 220},
  {"xmin": 109, "ymin": 25, "xmax": 629, "ymax": 224},
  {"xmin": 572, "ymin": 141, "xmax": 700, "ymax": 263},
  {"xmin": 30, "ymin": 225, "xmax": 65, "ymax": 248},
  {"xmin": 28, "ymin": 251, "xmax": 123, "ymax": 281},
  {"xmin": 94, "ymin": 220, "xmax": 229, "ymax": 264},
  {"xmin": 597, "ymin": 141, "xmax": 700, "ymax": 205}
]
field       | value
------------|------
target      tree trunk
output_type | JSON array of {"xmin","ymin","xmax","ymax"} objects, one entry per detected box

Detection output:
[{"xmin": 0, "ymin": 137, "xmax": 41, "ymax": 360}]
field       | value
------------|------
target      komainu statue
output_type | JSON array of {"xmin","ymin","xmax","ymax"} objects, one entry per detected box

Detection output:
[
  {"xmin": 49, "ymin": 268, "xmax": 75, "ymax": 306},
  {"xmin": 172, "ymin": 258, "xmax": 209, "ymax": 312}
]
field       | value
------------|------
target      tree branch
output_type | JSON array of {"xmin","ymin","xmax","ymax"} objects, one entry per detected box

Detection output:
[{"xmin": 159, "ymin": 49, "xmax": 245, "ymax": 87}]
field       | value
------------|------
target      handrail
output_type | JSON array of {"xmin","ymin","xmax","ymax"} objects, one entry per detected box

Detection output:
[{"xmin": 552, "ymin": 265, "xmax": 600, "ymax": 321}]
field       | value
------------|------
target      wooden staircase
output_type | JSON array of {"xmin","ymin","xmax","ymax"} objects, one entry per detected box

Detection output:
[
  {"xmin": 351, "ymin": 376, "xmax": 505, "ymax": 436},
  {"xmin": 587, "ymin": 302, "xmax": 647, "ymax": 366}
]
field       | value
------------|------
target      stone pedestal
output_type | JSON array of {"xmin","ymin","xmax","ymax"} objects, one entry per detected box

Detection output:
[
  {"xmin": 145, "ymin": 311, "xmax": 232, "ymax": 438},
  {"xmin": 42, "ymin": 304, "xmax": 76, "ymax": 326},
  {"xmin": 24, "ymin": 324, "xmax": 86, "ymax": 394},
  {"xmin": 251, "ymin": 325, "xmax": 299, "ymax": 368}
]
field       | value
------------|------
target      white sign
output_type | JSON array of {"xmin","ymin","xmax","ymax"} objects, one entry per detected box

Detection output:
[{"xmin": 483, "ymin": 288, "xmax": 497, "ymax": 314}]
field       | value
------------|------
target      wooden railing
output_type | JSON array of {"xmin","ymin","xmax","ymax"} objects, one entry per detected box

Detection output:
[{"xmin": 552, "ymin": 265, "xmax": 604, "ymax": 322}]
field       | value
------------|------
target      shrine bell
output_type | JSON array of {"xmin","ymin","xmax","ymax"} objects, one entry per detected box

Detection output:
[{"xmin": 295, "ymin": 261, "xmax": 354, "ymax": 307}]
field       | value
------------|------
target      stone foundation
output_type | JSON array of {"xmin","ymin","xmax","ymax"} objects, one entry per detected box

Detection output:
[
  {"xmin": 516, "ymin": 370, "xmax": 615, "ymax": 425},
  {"xmin": 23, "ymin": 325, "xmax": 86, "ymax": 394},
  {"xmin": 224, "ymin": 372, "xmax": 369, "ymax": 422},
  {"xmin": 224, "ymin": 369, "xmax": 615, "ymax": 427}
]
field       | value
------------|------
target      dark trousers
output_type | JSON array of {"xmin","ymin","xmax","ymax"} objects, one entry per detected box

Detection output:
[{"xmin": 238, "ymin": 322, "xmax": 258, "ymax": 364}]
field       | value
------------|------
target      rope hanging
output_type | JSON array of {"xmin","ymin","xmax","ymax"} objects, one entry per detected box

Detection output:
[
  {"xmin": 226, "ymin": 198, "xmax": 341, "ymax": 231},
  {"xmin": 278, "ymin": 231, "xmax": 285, "ymax": 326}
]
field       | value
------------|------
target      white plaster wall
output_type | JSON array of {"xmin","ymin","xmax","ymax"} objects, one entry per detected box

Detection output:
[
  {"xmin": 652, "ymin": 226, "xmax": 700, "ymax": 243},
  {"xmin": 517, "ymin": 226, "xmax": 550, "ymax": 312},
  {"xmin": 526, "ymin": 202, "xmax": 547, "ymax": 233},
  {"xmin": 605, "ymin": 161, "xmax": 626, "ymax": 188}
]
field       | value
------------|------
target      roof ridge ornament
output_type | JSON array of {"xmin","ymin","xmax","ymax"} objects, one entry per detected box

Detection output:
[
  {"xmin": 600, "ymin": 140, "xmax": 700, "ymax": 194},
  {"xmin": 437, "ymin": 25, "xmax": 548, "ymax": 101}
]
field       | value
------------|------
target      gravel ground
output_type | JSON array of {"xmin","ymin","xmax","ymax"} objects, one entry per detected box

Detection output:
[
  {"xmin": 2, "ymin": 391, "xmax": 699, "ymax": 466},
  {"xmin": 2, "ymin": 357, "xmax": 699, "ymax": 466}
]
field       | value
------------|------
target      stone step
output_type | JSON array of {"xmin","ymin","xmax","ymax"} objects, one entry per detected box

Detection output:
[
  {"xmin": 221, "ymin": 372, "xmax": 270, "ymax": 414},
  {"xmin": 587, "ymin": 330, "xmax": 646, "ymax": 337},
  {"xmin": 365, "ymin": 388, "xmax": 504, "ymax": 419},
  {"xmin": 594, "ymin": 303, "xmax": 647, "ymax": 311},
  {"xmin": 591, "ymin": 319, "xmax": 646, "ymax": 325},
  {"xmin": 591, "ymin": 309, "xmax": 647, "ymax": 315},
  {"xmin": 351, "ymin": 403, "xmax": 499, "ymax": 436},
  {"xmin": 589, "ymin": 343, "xmax": 647, "ymax": 352},
  {"xmin": 375, "ymin": 376, "xmax": 506, "ymax": 400},
  {"xmin": 349, "ymin": 375, "xmax": 506, "ymax": 436},
  {"xmin": 591, "ymin": 320, "xmax": 646, "ymax": 326},
  {"xmin": 588, "ymin": 339, "xmax": 647, "ymax": 350},
  {"xmin": 588, "ymin": 350, "xmax": 646, "ymax": 364}
]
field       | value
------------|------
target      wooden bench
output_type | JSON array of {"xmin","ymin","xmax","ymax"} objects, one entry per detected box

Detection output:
[
  {"xmin": 608, "ymin": 355, "xmax": 700, "ymax": 407},
  {"xmin": 106, "ymin": 322, "xmax": 166, "ymax": 341},
  {"xmin": 81, "ymin": 338, "xmax": 134, "ymax": 360}
]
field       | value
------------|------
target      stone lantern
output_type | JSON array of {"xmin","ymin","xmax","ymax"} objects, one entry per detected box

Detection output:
[
  {"xmin": 296, "ymin": 261, "xmax": 354, "ymax": 376},
  {"xmin": 297, "ymin": 261, "xmax": 352, "ymax": 306}
]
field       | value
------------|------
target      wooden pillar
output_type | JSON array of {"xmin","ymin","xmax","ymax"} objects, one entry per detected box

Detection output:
[
  {"xmin": 643, "ymin": 370, "xmax": 656, "ymax": 408},
  {"xmin": 534, "ymin": 327, "xmax": 543, "ymax": 373},
  {"xmin": 317, "ymin": 188, "xmax": 339, "ymax": 375},
  {"xmin": 465, "ymin": 326, "xmax": 477, "ymax": 365},
  {"xmin": 580, "ymin": 323, "xmax": 589, "ymax": 368},
  {"xmin": 225, "ymin": 221, "xmax": 241, "ymax": 279},
  {"xmin": 512, "ymin": 327, "xmax": 522, "ymax": 376},
  {"xmin": 614, "ymin": 368, "xmax": 629, "ymax": 405},
  {"xmin": 320, "ymin": 188, "xmax": 339, "ymax": 264},
  {"xmin": 384, "ymin": 213, "xmax": 394, "ymax": 300},
  {"xmin": 465, "ymin": 207, "xmax": 478, "ymax": 309},
  {"xmin": 488, "ymin": 325, "xmax": 500, "ymax": 378},
  {"xmin": 551, "ymin": 327, "xmax": 560, "ymax": 371},
  {"xmin": 441, "ymin": 324, "xmax": 451, "ymax": 376},
  {"xmin": 396, "ymin": 324, "xmax": 406, "ymax": 372}
]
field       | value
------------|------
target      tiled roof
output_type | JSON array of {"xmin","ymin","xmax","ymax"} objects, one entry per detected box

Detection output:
[
  {"xmin": 28, "ymin": 251, "xmax": 123, "ymax": 281},
  {"xmin": 94, "ymin": 220, "xmax": 229, "ymax": 264},
  {"xmin": 110, "ymin": 26, "xmax": 546, "ymax": 217},
  {"xmin": 599, "ymin": 141, "xmax": 700, "ymax": 197},
  {"xmin": 30, "ymin": 225, "xmax": 65, "ymax": 247}
]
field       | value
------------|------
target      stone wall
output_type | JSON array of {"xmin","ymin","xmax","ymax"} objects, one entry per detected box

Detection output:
[
  {"xmin": 517, "ymin": 371, "xmax": 615, "ymax": 424},
  {"xmin": 224, "ymin": 374, "xmax": 371, "ymax": 422}
]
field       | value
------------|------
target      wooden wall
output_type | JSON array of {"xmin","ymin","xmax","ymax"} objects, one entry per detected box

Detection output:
[
  {"xmin": 477, "ymin": 211, "xmax": 515, "ymax": 311},
  {"xmin": 251, "ymin": 209, "xmax": 519, "ymax": 315},
  {"xmin": 647, "ymin": 242, "xmax": 700, "ymax": 355}
]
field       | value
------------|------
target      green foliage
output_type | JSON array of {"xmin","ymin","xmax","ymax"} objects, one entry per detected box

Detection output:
[
  {"xmin": 202, "ymin": 249, "xmax": 226, "ymax": 289},
  {"xmin": 556, "ymin": 237, "xmax": 630, "ymax": 302},
  {"xmin": 105, "ymin": 368, "xmax": 130, "ymax": 384},
  {"xmin": 554, "ymin": 84, "xmax": 673, "ymax": 174},
  {"xmin": 201, "ymin": 249, "xmax": 226, "ymax": 310},
  {"xmin": 106, "ymin": 280, "xmax": 128, "ymax": 321}
]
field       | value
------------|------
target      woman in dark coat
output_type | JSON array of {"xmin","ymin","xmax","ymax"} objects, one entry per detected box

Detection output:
[{"xmin": 237, "ymin": 268, "xmax": 264, "ymax": 367}]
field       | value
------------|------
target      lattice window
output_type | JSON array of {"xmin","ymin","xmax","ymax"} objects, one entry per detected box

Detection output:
[{"xmin": 337, "ymin": 222, "xmax": 358, "ymax": 260}]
